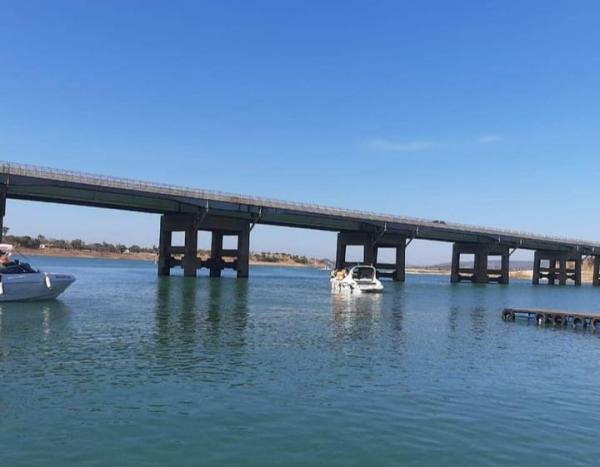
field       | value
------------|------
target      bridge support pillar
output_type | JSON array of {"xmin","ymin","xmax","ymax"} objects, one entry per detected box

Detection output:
[
  {"xmin": 0, "ymin": 184, "xmax": 6, "ymax": 242},
  {"xmin": 335, "ymin": 231, "xmax": 407, "ymax": 281},
  {"xmin": 158, "ymin": 214, "xmax": 250, "ymax": 279},
  {"xmin": 450, "ymin": 242, "xmax": 509, "ymax": 284},
  {"xmin": 532, "ymin": 250, "xmax": 581, "ymax": 286},
  {"xmin": 593, "ymin": 256, "xmax": 600, "ymax": 287}
]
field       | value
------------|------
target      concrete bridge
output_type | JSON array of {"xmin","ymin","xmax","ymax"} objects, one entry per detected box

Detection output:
[{"xmin": 2, "ymin": 161, "xmax": 600, "ymax": 286}]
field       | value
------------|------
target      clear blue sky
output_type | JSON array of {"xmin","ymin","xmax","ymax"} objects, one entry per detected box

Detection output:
[{"xmin": 1, "ymin": 1, "xmax": 599, "ymax": 264}]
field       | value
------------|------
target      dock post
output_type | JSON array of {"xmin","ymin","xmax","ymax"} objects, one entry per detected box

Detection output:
[{"xmin": 158, "ymin": 215, "xmax": 172, "ymax": 276}]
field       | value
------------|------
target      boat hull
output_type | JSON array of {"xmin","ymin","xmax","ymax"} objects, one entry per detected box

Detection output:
[
  {"xmin": 0, "ymin": 272, "xmax": 75, "ymax": 302},
  {"xmin": 330, "ymin": 279, "xmax": 384, "ymax": 294}
]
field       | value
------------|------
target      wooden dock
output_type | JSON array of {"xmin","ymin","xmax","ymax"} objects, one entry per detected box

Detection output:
[{"xmin": 502, "ymin": 307, "xmax": 600, "ymax": 329}]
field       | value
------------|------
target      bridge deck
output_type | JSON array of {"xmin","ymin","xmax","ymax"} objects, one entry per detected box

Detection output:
[{"xmin": 1, "ymin": 161, "xmax": 599, "ymax": 253}]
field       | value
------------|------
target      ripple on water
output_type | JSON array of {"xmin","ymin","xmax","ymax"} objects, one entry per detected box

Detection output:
[{"xmin": 2, "ymin": 261, "xmax": 600, "ymax": 466}]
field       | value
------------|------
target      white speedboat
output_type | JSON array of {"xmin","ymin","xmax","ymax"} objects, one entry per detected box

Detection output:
[
  {"xmin": 330, "ymin": 265, "xmax": 384, "ymax": 294},
  {"xmin": 0, "ymin": 244, "xmax": 75, "ymax": 302}
]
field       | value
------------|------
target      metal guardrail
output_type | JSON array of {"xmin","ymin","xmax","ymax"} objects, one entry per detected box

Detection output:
[{"xmin": 1, "ymin": 160, "xmax": 599, "ymax": 248}]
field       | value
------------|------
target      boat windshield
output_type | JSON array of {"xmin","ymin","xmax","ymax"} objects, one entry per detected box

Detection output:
[
  {"xmin": 352, "ymin": 267, "xmax": 375, "ymax": 280},
  {"xmin": 0, "ymin": 261, "xmax": 39, "ymax": 274}
]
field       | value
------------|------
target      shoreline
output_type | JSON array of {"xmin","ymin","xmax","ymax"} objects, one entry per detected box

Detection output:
[
  {"xmin": 14, "ymin": 248, "xmax": 597, "ymax": 281},
  {"xmin": 16, "ymin": 247, "xmax": 326, "ymax": 269}
]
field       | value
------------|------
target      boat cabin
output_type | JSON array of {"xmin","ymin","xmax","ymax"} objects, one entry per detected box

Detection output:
[{"xmin": 351, "ymin": 265, "xmax": 377, "ymax": 281}]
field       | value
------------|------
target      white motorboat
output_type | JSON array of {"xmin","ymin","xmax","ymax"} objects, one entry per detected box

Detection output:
[
  {"xmin": 330, "ymin": 265, "xmax": 384, "ymax": 294},
  {"xmin": 0, "ymin": 244, "xmax": 75, "ymax": 302}
]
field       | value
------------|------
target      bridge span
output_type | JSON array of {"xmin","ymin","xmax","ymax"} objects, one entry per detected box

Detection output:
[{"xmin": 2, "ymin": 161, "xmax": 599, "ymax": 286}]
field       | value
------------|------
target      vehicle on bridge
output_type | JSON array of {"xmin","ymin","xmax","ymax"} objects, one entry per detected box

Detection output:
[
  {"xmin": 331, "ymin": 265, "xmax": 384, "ymax": 294},
  {"xmin": 0, "ymin": 244, "xmax": 75, "ymax": 302}
]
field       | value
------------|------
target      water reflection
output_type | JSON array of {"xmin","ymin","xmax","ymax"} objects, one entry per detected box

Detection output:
[
  {"xmin": 330, "ymin": 293, "xmax": 383, "ymax": 340},
  {"xmin": 153, "ymin": 277, "xmax": 249, "ymax": 367},
  {"xmin": 0, "ymin": 300, "xmax": 71, "ymax": 341}
]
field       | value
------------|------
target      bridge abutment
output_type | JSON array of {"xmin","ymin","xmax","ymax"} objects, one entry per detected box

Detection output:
[
  {"xmin": 335, "ymin": 232, "xmax": 407, "ymax": 281},
  {"xmin": 158, "ymin": 214, "xmax": 250, "ymax": 278},
  {"xmin": 450, "ymin": 242, "xmax": 509, "ymax": 284},
  {"xmin": 533, "ymin": 250, "xmax": 581, "ymax": 286}
]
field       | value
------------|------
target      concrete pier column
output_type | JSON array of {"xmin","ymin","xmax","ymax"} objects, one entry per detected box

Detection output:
[
  {"xmin": 558, "ymin": 258, "xmax": 567, "ymax": 286},
  {"xmin": 158, "ymin": 213, "xmax": 251, "ymax": 279},
  {"xmin": 363, "ymin": 240, "xmax": 376, "ymax": 266},
  {"xmin": 335, "ymin": 231, "xmax": 407, "ymax": 281},
  {"xmin": 209, "ymin": 232, "xmax": 223, "ymax": 278},
  {"xmin": 451, "ymin": 242, "xmax": 509, "ymax": 284},
  {"xmin": 335, "ymin": 238, "xmax": 347, "ymax": 270},
  {"xmin": 573, "ymin": 257, "xmax": 582, "ymax": 286},
  {"xmin": 158, "ymin": 215, "xmax": 173, "ymax": 276},
  {"xmin": 532, "ymin": 250, "xmax": 582, "ymax": 286},
  {"xmin": 548, "ymin": 259, "xmax": 557, "ymax": 285},
  {"xmin": 593, "ymin": 256, "xmax": 600, "ymax": 286},
  {"xmin": 0, "ymin": 184, "xmax": 6, "ymax": 242},
  {"xmin": 474, "ymin": 251, "xmax": 489, "ymax": 284},
  {"xmin": 500, "ymin": 251, "xmax": 510, "ymax": 285},
  {"xmin": 532, "ymin": 251, "xmax": 541, "ymax": 285},
  {"xmin": 373, "ymin": 235, "xmax": 407, "ymax": 282},
  {"xmin": 236, "ymin": 224, "xmax": 250, "ymax": 279},
  {"xmin": 183, "ymin": 220, "xmax": 199, "ymax": 277},
  {"xmin": 394, "ymin": 242, "xmax": 406, "ymax": 282},
  {"xmin": 450, "ymin": 244, "xmax": 461, "ymax": 283}
]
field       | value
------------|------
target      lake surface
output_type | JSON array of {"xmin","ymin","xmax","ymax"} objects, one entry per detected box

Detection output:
[{"xmin": 1, "ymin": 257, "xmax": 600, "ymax": 466}]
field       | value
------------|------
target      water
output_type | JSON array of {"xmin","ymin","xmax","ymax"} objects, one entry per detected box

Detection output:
[{"xmin": 2, "ymin": 257, "xmax": 600, "ymax": 466}]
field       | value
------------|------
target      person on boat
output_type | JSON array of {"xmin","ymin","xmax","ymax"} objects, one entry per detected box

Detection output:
[
  {"xmin": 0, "ymin": 251, "xmax": 10, "ymax": 269},
  {"xmin": 334, "ymin": 268, "xmax": 347, "ymax": 280}
]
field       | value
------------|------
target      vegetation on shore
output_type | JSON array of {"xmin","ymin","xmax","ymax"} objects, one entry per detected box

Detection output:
[{"xmin": 1, "ymin": 228, "xmax": 331, "ymax": 268}]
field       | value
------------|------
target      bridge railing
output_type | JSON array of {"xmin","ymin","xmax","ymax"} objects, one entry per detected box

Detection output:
[{"xmin": 1, "ymin": 160, "xmax": 598, "ymax": 249}]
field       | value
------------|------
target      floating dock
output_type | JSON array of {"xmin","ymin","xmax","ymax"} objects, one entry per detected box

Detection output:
[{"xmin": 502, "ymin": 307, "xmax": 600, "ymax": 329}]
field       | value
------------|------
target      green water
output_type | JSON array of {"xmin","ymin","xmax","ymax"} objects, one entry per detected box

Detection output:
[{"xmin": 1, "ymin": 257, "xmax": 600, "ymax": 466}]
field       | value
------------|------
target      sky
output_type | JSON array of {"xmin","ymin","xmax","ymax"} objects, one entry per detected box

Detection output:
[{"xmin": 1, "ymin": 1, "xmax": 599, "ymax": 264}]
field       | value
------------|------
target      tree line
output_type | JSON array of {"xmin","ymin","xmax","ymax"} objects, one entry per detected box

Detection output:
[
  {"xmin": 1, "ymin": 228, "xmax": 320, "ymax": 265},
  {"xmin": 2, "ymin": 228, "xmax": 155, "ymax": 254}
]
